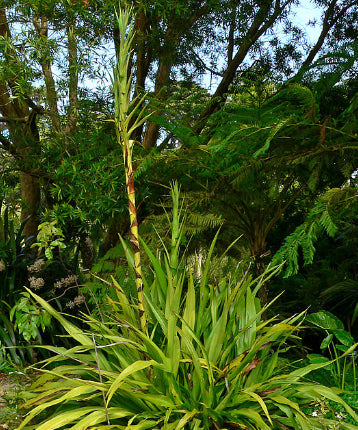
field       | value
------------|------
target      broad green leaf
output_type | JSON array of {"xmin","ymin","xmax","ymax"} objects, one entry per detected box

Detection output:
[
  {"xmin": 245, "ymin": 391, "xmax": 272, "ymax": 424},
  {"xmin": 320, "ymin": 333, "xmax": 334, "ymax": 350},
  {"xmin": 234, "ymin": 408, "xmax": 271, "ymax": 430},
  {"xmin": 144, "ymin": 291, "xmax": 168, "ymax": 334},
  {"xmin": 271, "ymin": 395, "xmax": 302, "ymax": 414},
  {"xmin": 45, "ymin": 247, "xmax": 53, "ymax": 260},
  {"xmin": 200, "ymin": 229, "xmax": 220, "ymax": 291},
  {"xmin": 109, "ymin": 283, "xmax": 138, "ymax": 328},
  {"xmin": 207, "ymin": 310, "xmax": 227, "ymax": 364},
  {"xmin": 167, "ymin": 312, "xmax": 181, "ymax": 376},
  {"xmin": 182, "ymin": 273, "xmax": 196, "ymax": 331},
  {"xmin": 118, "ymin": 235, "xmax": 135, "ymax": 268},
  {"xmin": 293, "ymin": 412, "xmax": 314, "ymax": 430},
  {"xmin": 177, "ymin": 327, "xmax": 207, "ymax": 403},
  {"xmin": 332, "ymin": 328, "xmax": 355, "ymax": 347},
  {"xmin": 133, "ymin": 327, "xmax": 171, "ymax": 369},
  {"xmin": 130, "ymin": 393, "xmax": 175, "ymax": 408},
  {"xmin": 18, "ymin": 407, "xmax": 97, "ymax": 430},
  {"xmin": 107, "ymin": 360, "xmax": 156, "ymax": 405},
  {"xmin": 306, "ymin": 311, "xmax": 344, "ymax": 330},
  {"xmin": 71, "ymin": 407, "xmax": 132, "ymax": 429},
  {"xmin": 307, "ymin": 354, "xmax": 330, "ymax": 364},
  {"xmin": 175, "ymin": 409, "xmax": 198, "ymax": 430}
]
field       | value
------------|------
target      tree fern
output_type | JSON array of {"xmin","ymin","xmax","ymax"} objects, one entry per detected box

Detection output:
[
  {"xmin": 273, "ymin": 186, "xmax": 358, "ymax": 277},
  {"xmin": 137, "ymin": 82, "xmax": 358, "ymax": 279}
]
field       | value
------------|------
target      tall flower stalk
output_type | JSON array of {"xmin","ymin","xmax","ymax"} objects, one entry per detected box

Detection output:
[{"xmin": 113, "ymin": 7, "xmax": 149, "ymax": 331}]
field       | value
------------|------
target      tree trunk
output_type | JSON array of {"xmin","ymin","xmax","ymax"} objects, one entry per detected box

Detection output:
[
  {"xmin": 20, "ymin": 172, "xmax": 40, "ymax": 241},
  {"xmin": 142, "ymin": 17, "xmax": 181, "ymax": 149},
  {"xmin": 143, "ymin": 121, "xmax": 161, "ymax": 149},
  {"xmin": 64, "ymin": 19, "xmax": 78, "ymax": 136},
  {"xmin": 0, "ymin": 7, "xmax": 42, "ymax": 242},
  {"xmin": 142, "ymin": 58, "xmax": 173, "ymax": 149}
]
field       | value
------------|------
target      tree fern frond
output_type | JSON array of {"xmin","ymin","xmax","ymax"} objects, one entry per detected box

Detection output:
[
  {"xmin": 273, "ymin": 186, "xmax": 358, "ymax": 277},
  {"xmin": 230, "ymin": 161, "xmax": 264, "ymax": 189},
  {"xmin": 319, "ymin": 209, "xmax": 338, "ymax": 237},
  {"xmin": 185, "ymin": 212, "xmax": 223, "ymax": 235}
]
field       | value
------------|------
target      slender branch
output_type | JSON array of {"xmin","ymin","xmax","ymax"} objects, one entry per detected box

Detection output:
[
  {"xmin": 32, "ymin": 14, "xmax": 60, "ymax": 131},
  {"xmin": 64, "ymin": 19, "xmax": 78, "ymax": 136},
  {"xmin": 294, "ymin": 0, "xmax": 358, "ymax": 78},
  {"xmin": 194, "ymin": 1, "xmax": 291, "ymax": 134},
  {"xmin": 265, "ymin": 184, "xmax": 306, "ymax": 236},
  {"xmin": 157, "ymin": 133, "xmax": 173, "ymax": 151},
  {"xmin": 48, "ymin": 285, "xmax": 81, "ymax": 303},
  {"xmin": 227, "ymin": 2, "xmax": 236, "ymax": 64},
  {"xmin": 189, "ymin": 47, "xmax": 224, "ymax": 77},
  {"xmin": 89, "ymin": 271, "xmax": 122, "ymax": 292},
  {"xmin": 295, "ymin": 0, "xmax": 337, "ymax": 75},
  {"xmin": 24, "ymin": 96, "xmax": 44, "ymax": 115},
  {"xmin": 45, "ymin": 348, "xmax": 98, "ymax": 369},
  {"xmin": 141, "ymin": 1, "xmax": 214, "ymax": 148},
  {"xmin": 0, "ymin": 117, "xmax": 26, "ymax": 123}
]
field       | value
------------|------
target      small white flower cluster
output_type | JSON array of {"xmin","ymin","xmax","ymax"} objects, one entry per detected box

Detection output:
[
  {"xmin": 29, "ymin": 276, "xmax": 45, "ymax": 291},
  {"xmin": 54, "ymin": 274, "xmax": 78, "ymax": 290},
  {"xmin": 28, "ymin": 259, "xmax": 45, "ymax": 273},
  {"xmin": 66, "ymin": 295, "xmax": 85, "ymax": 309}
]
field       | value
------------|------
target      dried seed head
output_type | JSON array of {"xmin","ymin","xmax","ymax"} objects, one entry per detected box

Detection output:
[
  {"xmin": 0, "ymin": 260, "xmax": 5, "ymax": 272},
  {"xmin": 29, "ymin": 276, "xmax": 45, "ymax": 291},
  {"xmin": 73, "ymin": 295, "xmax": 85, "ymax": 306},
  {"xmin": 65, "ymin": 301, "xmax": 75, "ymax": 309},
  {"xmin": 53, "ymin": 280, "xmax": 62, "ymax": 290},
  {"xmin": 54, "ymin": 274, "xmax": 78, "ymax": 290},
  {"xmin": 66, "ymin": 295, "xmax": 85, "ymax": 309},
  {"xmin": 28, "ymin": 259, "xmax": 45, "ymax": 273}
]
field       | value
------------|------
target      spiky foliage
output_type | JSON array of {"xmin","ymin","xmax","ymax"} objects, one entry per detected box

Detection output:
[
  {"xmin": 113, "ymin": 6, "xmax": 150, "ymax": 332},
  {"xmin": 17, "ymin": 185, "xmax": 358, "ymax": 429},
  {"xmin": 0, "ymin": 207, "xmax": 32, "ymax": 364}
]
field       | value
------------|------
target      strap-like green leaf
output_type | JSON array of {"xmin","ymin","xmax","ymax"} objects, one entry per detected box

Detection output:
[{"xmin": 107, "ymin": 360, "xmax": 156, "ymax": 406}]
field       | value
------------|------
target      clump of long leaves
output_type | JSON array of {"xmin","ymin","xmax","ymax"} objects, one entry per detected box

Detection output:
[
  {"xmin": 0, "ymin": 205, "xmax": 33, "ymax": 364},
  {"xmin": 18, "ymin": 186, "xmax": 358, "ymax": 429}
]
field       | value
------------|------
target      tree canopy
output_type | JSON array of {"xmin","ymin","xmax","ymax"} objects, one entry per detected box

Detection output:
[{"xmin": 0, "ymin": 0, "xmax": 357, "ymax": 306}]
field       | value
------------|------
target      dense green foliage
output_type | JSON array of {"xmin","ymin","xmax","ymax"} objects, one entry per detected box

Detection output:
[
  {"xmin": 0, "ymin": 1, "xmax": 357, "ymax": 428},
  {"xmin": 18, "ymin": 187, "xmax": 358, "ymax": 429}
]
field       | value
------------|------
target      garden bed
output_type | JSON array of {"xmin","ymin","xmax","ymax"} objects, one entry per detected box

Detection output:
[{"xmin": 0, "ymin": 372, "xmax": 32, "ymax": 430}]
